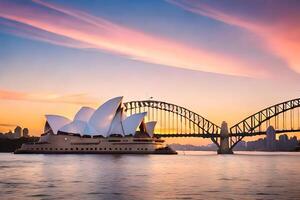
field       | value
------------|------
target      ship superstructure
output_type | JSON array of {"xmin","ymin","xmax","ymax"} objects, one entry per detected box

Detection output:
[{"xmin": 15, "ymin": 97, "xmax": 176, "ymax": 154}]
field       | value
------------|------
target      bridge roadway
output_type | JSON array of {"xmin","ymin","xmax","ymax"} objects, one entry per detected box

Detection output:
[{"xmin": 154, "ymin": 129, "xmax": 300, "ymax": 138}]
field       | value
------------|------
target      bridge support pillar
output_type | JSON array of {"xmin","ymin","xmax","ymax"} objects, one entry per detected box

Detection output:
[{"xmin": 217, "ymin": 121, "xmax": 233, "ymax": 154}]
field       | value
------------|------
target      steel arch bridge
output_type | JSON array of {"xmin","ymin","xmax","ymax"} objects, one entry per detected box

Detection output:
[
  {"xmin": 123, "ymin": 100, "xmax": 221, "ymax": 146},
  {"xmin": 124, "ymin": 98, "xmax": 300, "ymax": 154},
  {"xmin": 229, "ymin": 98, "xmax": 300, "ymax": 149}
]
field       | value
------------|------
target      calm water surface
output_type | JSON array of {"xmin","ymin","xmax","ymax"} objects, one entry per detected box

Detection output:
[{"xmin": 1, "ymin": 151, "xmax": 300, "ymax": 200}]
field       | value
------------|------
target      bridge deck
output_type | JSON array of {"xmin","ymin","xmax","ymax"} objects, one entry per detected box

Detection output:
[
  {"xmin": 154, "ymin": 133, "xmax": 220, "ymax": 138},
  {"xmin": 154, "ymin": 129, "xmax": 300, "ymax": 138}
]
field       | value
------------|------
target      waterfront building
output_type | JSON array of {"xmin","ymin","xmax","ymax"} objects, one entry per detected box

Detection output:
[
  {"xmin": 16, "ymin": 96, "xmax": 176, "ymax": 154},
  {"xmin": 23, "ymin": 128, "xmax": 29, "ymax": 138},
  {"xmin": 14, "ymin": 126, "xmax": 22, "ymax": 139},
  {"xmin": 279, "ymin": 134, "xmax": 288, "ymax": 143},
  {"xmin": 5, "ymin": 130, "xmax": 14, "ymax": 139},
  {"xmin": 266, "ymin": 126, "xmax": 276, "ymax": 151},
  {"xmin": 278, "ymin": 134, "xmax": 288, "ymax": 150}
]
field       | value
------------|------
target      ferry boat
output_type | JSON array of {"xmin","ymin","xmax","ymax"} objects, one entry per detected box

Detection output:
[{"xmin": 15, "ymin": 97, "xmax": 176, "ymax": 154}]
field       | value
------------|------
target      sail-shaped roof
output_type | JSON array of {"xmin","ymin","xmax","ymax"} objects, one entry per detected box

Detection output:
[
  {"xmin": 74, "ymin": 107, "xmax": 95, "ymax": 122},
  {"xmin": 57, "ymin": 106, "xmax": 95, "ymax": 135},
  {"xmin": 123, "ymin": 112, "xmax": 147, "ymax": 135},
  {"xmin": 45, "ymin": 115, "xmax": 71, "ymax": 134},
  {"xmin": 83, "ymin": 123, "xmax": 98, "ymax": 135},
  {"xmin": 107, "ymin": 109, "xmax": 125, "ymax": 136},
  {"xmin": 145, "ymin": 121, "xmax": 157, "ymax": 137},
  {"xmin": 59, "ymin": 120, "xmax": 87, "ymax": 134},
  {"xmin": 88, "ymin": 96, "xmax": 123, "ymax": 135}
]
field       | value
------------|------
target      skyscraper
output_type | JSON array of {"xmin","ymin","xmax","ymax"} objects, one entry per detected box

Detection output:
[
  {"xmin": 279, "ymin": 134, "xmax": 288, "ymax": 150},
  {"xmin": 23, "ymin": 128, "xmax": 29, "ymax": 138},
  {"xmin": 14, "ymin": 126, "xmax": 22, "ymax": 139},
  {"xmin": 266, "ymin": 126, "xmax": 276, "ymax": 151}
]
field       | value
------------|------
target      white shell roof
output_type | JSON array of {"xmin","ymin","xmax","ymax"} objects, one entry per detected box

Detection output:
[
  {"xmin": 59, "ymin": 120, "xmax": 87, "ymax": 134},
  {"xmin": 83, "ymin": 123, "xmax": 98, "ymax": 135},
  {"xmin": 123, "ymin": 112, "xmax": 147, "ymax": 135},
  {"xmin": 107, "ymin": 109, "xmax": 125, "ymax": 136},
  {"xmin": 45, "ymin": 115, "xmax": 71, "ymax": 134},
  {"xmin": 44, "ymin": 97, "xmax": 153, "ymax": 137},
  {"xmin": 56, "ymin": 106, "xmax": 96, "ymax": 135},
  {"xmin": 74, "ymin": 107, "xmax": 95, "ymax": 122},
  {"xmin": 145, "ymin": 121, "xmax": 157, "ymax": 137},
  {"xmin": 88, "ymin": 96, "xmax": 123, "ymax": 135}
]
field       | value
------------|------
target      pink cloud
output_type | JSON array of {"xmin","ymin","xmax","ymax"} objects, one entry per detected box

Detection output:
[
  {"xmin": 0, "ymin": 19, "xmax": 93, "ymax": 49},
  {"xmin": 168, "ymin": 0, "xmax": 300, "ymax": 74},
  {"xmin": 0, "ymin": 89, "xmax": 98, "ymax": 105},
  {"xmin": 0, "ymin": 0, "xmax": 270, "ymax": 77}
]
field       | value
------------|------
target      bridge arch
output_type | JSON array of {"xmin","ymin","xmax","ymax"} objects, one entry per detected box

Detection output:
[
  {"xmin": 230, "ymin": 98, "xmax": 300, "ymax": 149},
  {"xmin": 123, "ymin": 100, "xmax": 221, "ymax": 146}
]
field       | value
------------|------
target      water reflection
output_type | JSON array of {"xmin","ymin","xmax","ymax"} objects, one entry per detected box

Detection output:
[{"xmin": 1, "ymin": 152, "xmax": 300, "ymax": 199}]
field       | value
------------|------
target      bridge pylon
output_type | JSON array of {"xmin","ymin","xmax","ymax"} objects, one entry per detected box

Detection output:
[{"xmin": 217, "ymin": 121, "xmax": 233, "ymax": 154}]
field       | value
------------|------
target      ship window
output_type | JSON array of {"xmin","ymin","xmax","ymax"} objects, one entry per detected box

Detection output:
[
  {"xmin": 129, "ymin": 148, "xmax": 132, "ymax": 150},
  {"xmin": 65, "ymin": 148, "xmax": 68, "ymax": 151},
  {"xmin": 70, "ymin": 148, "xmax": 73, "ymax": 151},
  {"xmin": 81, "ymin": 148, "xmax": 84, "ymax": 150},
  {"xmin": 86, "ymin": 148, "xmax": 89, "ymax": 150},
  {"xmin": 36, "ymin": 148, "xmax": 39, "ymax": 150},
  {"xmin": 50, "ymin": 148, "xmax": 52, "ymax": 150},
  {"xmin": 76, "ymin": 148, "xmax": 78, "ymax": 150},
  {"xmin": 60, "ymin": 148, "xmax": 63, "ymax": 150},
  {"xmin": 141, "ymin": 148, "xmax": 143, "ymax": 150},
  {"xmin": 41, "ymin": 148, "xmax": 43, "ymax": 150},
  {"xmin": 115, "ymin": 148, "xmax": 118, "ymax": 150},
  {"xmin": 90, "ymin": 148, "xmax": 93, "ymax": 150},
  {"xmin": 145, "ymin": 148, "xmax": 148, "ymax": 150},
  {"xmin": 45, "ymin": 148, "xmax": 48, "ymax": 150},
  {"xmin": 99, "ymin": 148, "xmax": 102, "ymax": 150},
  {"xmin": 55, "ymin": 148, "xmax": 58, "ymax": 150},
  {"xmin": 125, "ymin": 148, "xmax": 127, "ymax": 150},
  {"xmin": 104, "ymin": 148, "xmax": 106, "ymax": 150},
  {"xmin": 108, "ymin": 140, "xmax": 121, "ymax": 142},
  {"xmin": 109, "ymin": 148, "xmax": 112, "ymax": 150},
  {"xmin": 119, "ymin": 148, "xmax": 122, "ymax": 150},
  {"xmin": 137, "ymin": 148, "xmax": 139, "ymax": 150},
  {"xmin": 31, "ymin": 148, "xmax": 34, "ymax": 150}
]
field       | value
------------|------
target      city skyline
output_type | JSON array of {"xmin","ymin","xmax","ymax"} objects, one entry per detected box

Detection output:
[
  {"xmin": 0, "ymin": 125, "xmax": 30, "ymax": 139},
  {"xmin": 1, "ymin": 0, "xmax": 300, "ymax": 145}
]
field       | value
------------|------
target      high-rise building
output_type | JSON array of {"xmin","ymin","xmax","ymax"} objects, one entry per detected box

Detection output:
[
  {"xmin": 6, "ymin": 130, "xmax": 14, "ymax": 139},
  {"xmin": 290, "ymin": 136, "xmax": 298, "ymax": 147},
  {"xmin": 279, "ymin": 134, "xmax": 289, "ymax": 150},
  {"xmin": 23, "ymin": 128, "xmax": 29, "ymax": 138},
  {"xmin": 279, "ymin": 134, "xmax": 288, "ymax": 143},
  {"xmin": 14, "ymin": 126, "xmax": 22, "ymax": 139},
  {"xmin": 266, "ymin": 126, "xmax": 276, "ymax": 151}
]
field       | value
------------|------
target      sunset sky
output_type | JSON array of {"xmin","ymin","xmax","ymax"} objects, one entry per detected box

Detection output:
[{"xmin": 0, "ymin": 0, "xmax": 300, "ymax": 144}]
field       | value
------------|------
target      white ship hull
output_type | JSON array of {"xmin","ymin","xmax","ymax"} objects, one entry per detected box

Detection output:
[{"xmin": 15, "ymin": 134, "xmax": 177, "ymax": 154}]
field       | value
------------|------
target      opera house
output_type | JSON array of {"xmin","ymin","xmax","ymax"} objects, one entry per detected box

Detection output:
[{"xmin": 15, "ymin": 97, "xmax": 176, "ymax": 154}]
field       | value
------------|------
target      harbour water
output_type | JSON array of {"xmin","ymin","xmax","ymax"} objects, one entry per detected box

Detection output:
[{"xmin": 1, "ymin": 151, "xmax": 300, "ymax": 199}]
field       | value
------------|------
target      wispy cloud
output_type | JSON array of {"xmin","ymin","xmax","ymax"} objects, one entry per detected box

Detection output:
[
  {"xmin": 0, "ymin": 0, "xmax": 270, "ymax": 77},
  {"xmin": 167, "ymin": 0, "xmax": 300, "ymax": 74},
  {"xmin": 0, "ymin": 18, "xmax": 93, "ymax": 49},
  {"xmin": 0, "ymin": 123, "xmax": 17, "ymax": 127},
  {"xmin": 0, "ymin": 89, "xmax": 98, "ymax": 105}
]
